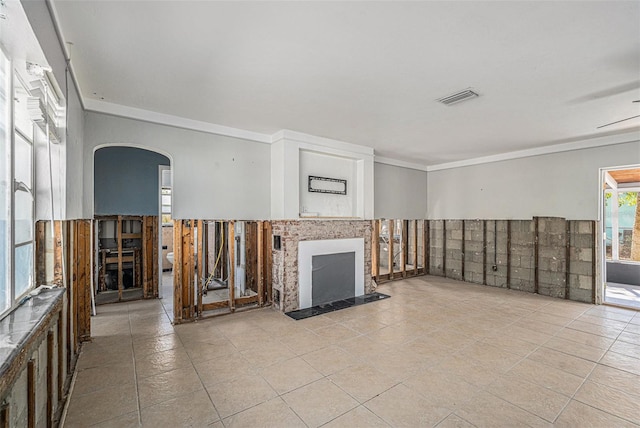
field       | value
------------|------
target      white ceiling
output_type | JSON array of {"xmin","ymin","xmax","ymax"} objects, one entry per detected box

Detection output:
[{"xmin": 51, "ymin": 1, "xmax": 640, "ymax": 165}]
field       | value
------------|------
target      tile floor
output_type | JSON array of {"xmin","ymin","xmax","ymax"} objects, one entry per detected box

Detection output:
[{"xmin": 62, "ymin": 275, "xmax": 640, "ymax": 427}]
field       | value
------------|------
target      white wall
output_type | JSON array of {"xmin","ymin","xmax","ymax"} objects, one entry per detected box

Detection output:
[
  {"xmin": 83, "ymin": 112, "xmax": 271, "ymax": 220},
  {"xmin": 299, "ymin": 150, "xmax": 357, "ymax": 217},
  {"xmin": 65, "ymin": 82, "xmax": 84, "ymax": 219},
  {"xmin": 427, "ymin": 140, "xmax": 640, "ymax": 220},
  {"xmin": 374, "ymin": 162, "xmax": 427, "ymax": 219}
]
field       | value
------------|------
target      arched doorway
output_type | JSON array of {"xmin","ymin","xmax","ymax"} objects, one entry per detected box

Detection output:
[{"xmin": 93, "ymin": 146, "xmax": 171, "ymax": 304}]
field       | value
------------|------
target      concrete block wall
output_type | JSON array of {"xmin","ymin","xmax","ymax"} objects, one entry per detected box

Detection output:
[
  {"xmin": 425, "ymin": 217, "xmax": 596, "ymax": 304},
  {"xmin": 485, "ymin": 220, "xmax": 509, "ymax": 288},
  {"xmin": 568, "ymin": 220, "xmax": 596, "ymax": 303},
  {"xmin": 509, "ymin": 220, "xmax": 535, "ymax": 293},
  {"xmin": 445, "ymin": 220, "xmax": 464, "ymax": 280},
  {"xmin": 463, "ymin": 220, "xmax": 484, "ymax": 285},
  {"xmin": 429, "ymin": 220, "xmax": 444, "ymax": 276}
]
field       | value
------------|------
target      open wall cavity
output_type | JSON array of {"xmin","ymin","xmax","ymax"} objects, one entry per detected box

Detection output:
[{"xmin": 376, "ymin": 217, "xmax": 598, "ymax": 304}]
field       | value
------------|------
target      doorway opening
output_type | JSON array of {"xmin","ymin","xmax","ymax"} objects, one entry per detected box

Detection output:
[{"xmin": 601, "ymin": 165, "xmax": 640, "ymax": 309}]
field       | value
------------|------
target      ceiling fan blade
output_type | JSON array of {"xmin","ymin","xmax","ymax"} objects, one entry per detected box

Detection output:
[{"xmin": 597, "ymin": 114, "xmax": 640, "ymax": 129}]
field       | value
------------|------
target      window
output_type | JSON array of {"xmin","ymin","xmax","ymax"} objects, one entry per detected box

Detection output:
[
  {"xmin": 0, "ymin": 49, "xmax": 10, "ymax": 314},
  {"xmin": 0, "ymin": 54, "xmax": 54, "ymax": 317}
]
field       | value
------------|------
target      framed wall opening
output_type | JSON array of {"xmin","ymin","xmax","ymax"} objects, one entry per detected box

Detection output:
[{"xmin": 601, "ymin": 165, "xmax": 640, "ymax": 310}]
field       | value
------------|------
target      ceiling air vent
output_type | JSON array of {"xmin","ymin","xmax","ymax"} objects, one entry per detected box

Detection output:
[{"xmin": 437, "ymin": 89, "xmax": 479, "ymax": 106}]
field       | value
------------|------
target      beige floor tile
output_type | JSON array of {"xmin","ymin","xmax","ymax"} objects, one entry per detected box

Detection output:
[
  {"xmin": 554, "ymin": 399, "xmax": 638, "ymax": 428},
  {"xmin": 278, "ymin": 329, "xmax": 330, "ymax": 355},
  {"xmin": 365, "ymin": 384, "xmax": 451, "ymax": 427},
  {"xmin": 610, "ymin": 339, "xmax": 640, "ymax": 359},
  {"xmin": 367, "ymin": 348, "xmax": 432, "ymax": 382},
  {"xmin": 135, "ymin": 347, "xmax": 193, "ymax": 378},
  {"xmin": 77, "ymin": 342, "xmax": 134, "ymax": 370},
  {"xmin": 296, "ymin": 313, "xmax": 337, "ymax": 330},
  {"xmin": 259, "ymin": 356, "xmax": 323, "ymax": 394},
  {"xmin": 599, "ymin": 351, "xmax": 640, "ymax": 376},
  {"xmin": 457, "ymin": 342, "xmax": 523, "ymax": 372},
  {"xmin": 73, "ymin": 363, "xmax": 135, "ymax": 395},
  {"xmin": 624, "ymin": 322, "xmax": 640, "ymax": 335},
  {"xmin": 302, "ymin": 345, "xmax": 358, "ymax": 376},
  {"xmin": 206, "ymin": 373, "xmax": 276, "ymax": 418},
  {"xmin": 64, "ymin": 382, "xmax": 138, "ymax": 427},
  {"xmin": 505, "ymin": 359, "xmax": 583, "ymax": 397},
  {"xmin": 138, "ymin": 366, "xmax": 204, "ymax": 408},
  {"xmin": 223, "ymin": 397, "xmax": 306, "ymax": 428},
  {"xmin": 322, "ymin": 405, "xmax": 390, "ymax": 427},
  {"xmin": 240, "ymin": 340, "xmax": 297, "ymax": 368},
  {"xmin": 576, "ymin": 313, "xmax": 628, "ymax": 329},
  {"xmin": 542, "ymin": 336, "xmax": 606, "ymax": 362},
  {"xmin": 225, "ymin": 330, "xmax": 280, "ymax": 351},
  {"xmin": 329, "ymin": 363, "xmax": 398, "ymax": 403},
  {"xmin": 282, "ymin": 378, "xmax": 359, "ymax": 427},
  {"xmin": 486, "ymin": 375, "xmax": 570, "ymax": 422},
  {"xmin": 527, "ymin": 347, "xmax": 595, "ymax": 378},
  {"xmin": 588, "ymin": 364, "xmax": 640, "ymax": 397},
  {"xmin": 574, "ymin": 381, "xmax": 640, "ymax": 424},
  {"xmin": 425, "ymin": 329, "xmax": 476, "ymax": 351},
  {"xmin": 432, "ymin": 355, "xmax": 500, "ymax": 388},
  {"xmin": 183, "ymin": 338, "xmax": 239, "ymax": 364},
  {"xmin": 403, "ymin": 368, "xmax": 481, "ymax": 409},
  {"xmin": 554, "ymin": 327, "xmax": 614, "ymax": 350},
  {"xmin": 566, "ymin": 320, "xmax": 624, "ymax": 339},
  {"xmin": 340, "ymin": 315, "xmax": 388, "ymax": 334},
  {"xmin": 140, "ymin": 389, "xmax": 219, "ymax": 427},
  {"xmin": 314, "ymin": 323, "xmax": 361, "ymax": 343},
  {"xmin": 456, "ymin": 393, "xmax": 551, "ymax": 428},
  {"xmin": 193, "ymin": 351, "xmax": 256, "ymax": 386},
  {"xmin": 435, "ymin": 414, "xmax": 476, "ymax": 428},
  {"xmin": 338, "ymin": 335, "xmax": 391, "ymax": 356},
  {"xmin": 617, "ymin": 330, "xmax": 640, "ymax": 345},
  {"xmin": 480, "ymin": 334, "xmax": 539, "ymax": 357},
  {"xmin": 90, "ymin": 411, "xmax": 140, "ymax": 428},
  {"xmin": 133, "ymin": 333, "xmax": 182, "ymax": 357},
  {"xmin": 499, "ymin": 325, "xmax": 553, "ymax": 346}
]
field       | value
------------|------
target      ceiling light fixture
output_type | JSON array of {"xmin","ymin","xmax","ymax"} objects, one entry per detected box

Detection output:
[{"xmin": 437, "ymin": 89, "xmax": 479, "ymax": 106}]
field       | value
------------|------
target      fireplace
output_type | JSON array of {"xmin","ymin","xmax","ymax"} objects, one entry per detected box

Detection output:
[
  {"xmin": 271, "ymin": 220, "xmax": 373, "ymax": 312},
  {"xmin": 298, "ymin": 238, "xmax": 364, "ymax": 309}
]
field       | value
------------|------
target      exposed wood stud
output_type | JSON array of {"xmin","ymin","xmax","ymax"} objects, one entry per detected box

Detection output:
[
  {"xmin": 173, "ymin": 220, "xmax": 183, "ymax": 323},
  {"xmin": 117, "ymin": 215, "xmax": 123, "ymax": 301},
  {"xmin": 372, "ymin": 220, "xmax": 380, "ymax": 282},
  {"xmin": 47, "ymin": 330, "xmax": 54, "ymax": 428},
  {"xmin": 506, "ymin": 221, "xmax": 511, "ymax": 289},
  {"xmin": 28, "ymin": 360, "xmax": 35, "ymax": 428},
  {"xmin": 401, "ymin": 220, "xmax": 408, "ymax": 278},
  {"xmin": 443, "ymin": 220, "xmax": 447, "ymax": 278},
  {"xmin": 197, "ymin": 220, "xmax": 204, "ymax": 317},
  {"xmin": 461, "ymin": 220, "xmax": 466, "ymax": 280},
  {"xmin": 482, "ymin": 220, "xmax": 487, "ymax": 285},
  {"xmin": 0, "ymin": 402, "xmax": 9, "ymax": 428},
  {"xmin": 424, "ymin": 220, "xmax": 430, "ymax": 275},
  {"xmin": 54, "ymin": 221, "xmax": 63, "ymax": 286},
  {"xmin": 565, "ymin": 221, "xmax": 571, "ymax": 300},
  {"xmin": 413, "ymin": 220, "xmax": 418, "ymax": 276},
  {"xmin": 591, "ymin": 220, "xmax": 596, "ymax": 304},
  {"xmin": 36, "ymin": 221, "xmax": 47, "ymax": 286},
  {"xmin": 257, "ymin": 221, "xmax": 265, "ymax": 306},
  {"xmin": 229, "ymin": 221, "xmax": 236, "ymax": 312},
  {"xmin": 388, "ymin": 220, "xmax": 394, "ymax": 280},
  {"xmin": 57, "ymin": 313, "xmax": 64, "ymax": 405},
  {"xmin": 534, "ymin": 217, "xmax": 539, "ymax": 294},
  {"xmin": 264, "ymin": 221, "xmax": 273, "ymax": 304}
]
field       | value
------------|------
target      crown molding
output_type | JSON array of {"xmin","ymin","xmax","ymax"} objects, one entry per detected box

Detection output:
[
  {"xmin": 426, "ymin": 130, "xmax": 640, "ymax": 172},
  {"xmin": 272, "ymin": 129, "xmax": 374, "ymax": 156},
  {"xmin": 374, "ymin": 156, "xmax": 428, "ymax": 172},
  {"xmin": 84, "ymin": 98, "xmax": 272, "ymax": 143}
]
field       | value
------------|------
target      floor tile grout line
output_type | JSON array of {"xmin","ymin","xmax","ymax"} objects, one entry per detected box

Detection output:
[{"xmin": 128, "ymin": 306, "xmax": 143, "ymax": 427}]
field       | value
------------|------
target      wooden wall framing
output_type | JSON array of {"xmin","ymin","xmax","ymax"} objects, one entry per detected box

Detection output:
[{"xmin": 173, "ymin": 219, "xmax": 273, "ymax": 323}]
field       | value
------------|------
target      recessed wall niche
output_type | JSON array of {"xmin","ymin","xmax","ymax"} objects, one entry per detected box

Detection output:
[{"xmin": 299, "ymin": 149, "xmax": 357, "ymax": 218}]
